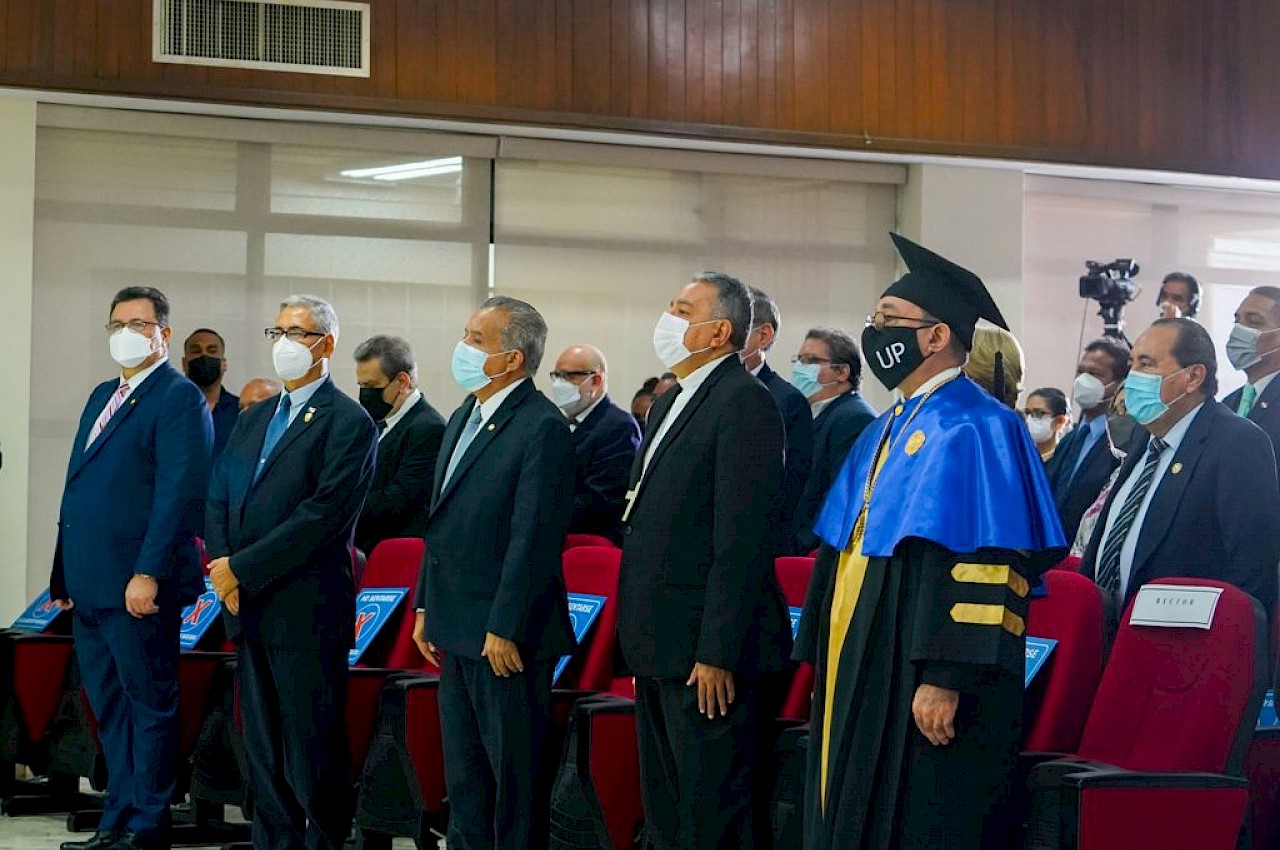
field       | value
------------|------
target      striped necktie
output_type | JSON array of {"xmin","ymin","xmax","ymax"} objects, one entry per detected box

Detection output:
[
  {"xmin": 86, "ymin": 380, "xmax": 130, "ymax": 447},
  {"xmin": 1095, "ymin": 436, "xmax": 1168, "ymax": 598}
]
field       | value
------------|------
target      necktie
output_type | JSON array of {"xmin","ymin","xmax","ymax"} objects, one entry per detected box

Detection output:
[
  {"xmin": 1239, "ymin": 384, "xmax": 1259, "ymax": 417},
  {"xmin": 255, "ymin": 393, "xmax": 292, "ymax": 483},
  {"xmin": 1095, "ymin": 436, "xmax": 1168, "ymax": 598},
  {"xmin": 442, "ymin": 406, "xmax": 484, "ymax": 488},
  {"xmin": 87, "ymin": 380, "xmax": 130, "ymax": 447}
]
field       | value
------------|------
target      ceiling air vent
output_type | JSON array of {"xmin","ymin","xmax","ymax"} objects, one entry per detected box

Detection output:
[{"xmin": 153, "ymin": 0, "xmax": 370, "ymax": 77}]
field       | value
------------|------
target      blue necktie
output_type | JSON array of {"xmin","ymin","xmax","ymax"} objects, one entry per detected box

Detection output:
[
  {"xmin": 442, "ymin": 406, "xmax": 484, "ymax": 488},
  {"xmin": 255, "ymin": 393, "xmax": 292, "ymax": 483}
]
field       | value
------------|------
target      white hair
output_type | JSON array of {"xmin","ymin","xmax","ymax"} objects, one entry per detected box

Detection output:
[{"xmin": 280, "ymin": 294, "xmax": 339, "ymax": 340}]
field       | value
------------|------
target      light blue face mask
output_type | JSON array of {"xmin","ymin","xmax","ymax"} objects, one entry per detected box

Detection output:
[
  {"xmin": 451, "ymin": 341, "xmax": 512, "ymax": 393},
  {"xmin": 789, "ymin": 363, "xmax": 823, "ymax": 398},
  {"xmin": 1123, "ymin": 366, "xmax": 1190, "ymax": 425}
]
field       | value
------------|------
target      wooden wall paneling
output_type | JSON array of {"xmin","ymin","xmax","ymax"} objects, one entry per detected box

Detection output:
[
  {"xmin": 646, "ymin": 0, "xmax": 667, "ymax": 117},
  {"xmin": 5, "ymin": 0, "xmax": 33, "ymax": 75},
  {"xmin": 609, "ymin": 0, "xmax": 632, "ymax": 117},
  {"xmin": 734, "ymin": 0, "xmax": 758, "ymax": 129},
  {"xmin": 664, "ymin": 0, "xmax": 688, "ymax": 122},
  {"xmin": 572, "ymin": 0, "xmax": 610, "ymax": 114},
  {"xmin": 553, "ymin": 0, "xmax": 574, "ymax": 112},
  {"xmin": 793, "ymin": 0, "xmax": 828, "ymax": 132},
  {"xmin": 753, "ymin": 0, "xmax": 777, "ymax": 129},
  {"xmin": 0, "ymin": 0, "xmax": 7, "ymax": 74},
  {"xmin": 627, "ymin": 0, "xmax": 649, "ymax": 117},
  {"xmin": 683, "ymin": 0, "xmax": 704, "ymax": 122}
]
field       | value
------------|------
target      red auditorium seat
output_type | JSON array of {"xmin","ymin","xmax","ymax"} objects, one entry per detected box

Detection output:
[
  {"xmin": 564, "ymin": 533, "xmax": 618, "ymax": 551},
  {"xmin": 1024, "ymin": 579, "xmax": 1266, "ymax": 850},
  {"xmin": 1052, "ymin": 554, "xmax": 1083, "ymax": 572},
  {"xmin": 774, "ymin": 556, "xmax": 815, "ymax": 721},
  {"xmin": 1023, "ymin": 570, "xmax": 1106, "ymax": 753},
  {"xmin": 357, "ymin": 544, "xmax": 624, "ymax": 848},
  {"xmin": 557, "ymin": 546, "xmax": 623, "ymax": 692},
  {"xmin": 549, "ymin": 694, "xmax": 643, "ymax": 850}
]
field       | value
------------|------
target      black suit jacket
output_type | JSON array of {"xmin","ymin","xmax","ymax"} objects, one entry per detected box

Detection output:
[
  {"xmin": 568, "ymin": 395, "xmax": 641, "ymax": 544},
  {"xmin": 354, "ymin": 395, "xmax": 446, "ymax": 553},
  {"xmin": 206, "ymin": 378, "xmax": 378, "ymax": 649},
  {"xmin": 758, "ymin": 361, "xmax": 815, "ymax": 523},
  {"xmin": 789, "ymin": 391, "xmax": 877, "ymax": 555},
  {"xmin": 1223, "ymin": 376, "xmax": 1280, "ymax": 482},
  {"xmin": 1080, "ymin": 400, "xmax": 1280, "ymax": 615},
  {"xmin": 415, "ymin": 380, "xmax": 576, "ymax": 662},
  {"xmin": 617, "ymin": 357, "xmax": 793, "ymax": 679},
  {"xmin": 1047, "ymin": 417, "xmax": 1122, "ymax": 543}
]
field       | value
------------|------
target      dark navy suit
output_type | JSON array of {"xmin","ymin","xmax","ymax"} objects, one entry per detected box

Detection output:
[
  {"xmin": 1224, "ymin": 376, "xmax": 1280, "ymax": 483},
  {"xmin": 1080, "ymin": 400, "xmax": 1280, "ymax": 620},
  {"xmin": 567, "ymin": 394, "xmax": 641, "ymax": 545},
  {"xmin": 210, "ymin": 386, "xmax": 240, "ymax": 460},
  {"xmin": 415, "ymin": 379, "xmax": 575, "ymax": 850},
  {"xmin": 50, "ymin": 360, "xmax": 212, "ymax": 841},
  {"xmin": 757, "ymin": 361, "xmax": 815, "ymax": 525},
  {"xmin": 205, "ymin": 377, "xmax": 377, "ymax": 850},
  {"xmin": 790, "ymin": 391, "xmax": 877, "ymax": 555}
]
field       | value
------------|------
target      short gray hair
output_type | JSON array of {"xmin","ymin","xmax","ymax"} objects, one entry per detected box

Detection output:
[
  {"xmin": 280, "ymin": 294, "xmax": 339, "ymax": 340},
  {"xmin": 747, "ymin": 286, "xmax": 781, "ymax": 332},
  {"xmin": 481, "ymin": 296, "xmax": 548, "ymax": 375},
  {"xmin": 353, "ymin": 334, "xmax": 416, "ymax": 381},
  {"xmin": 692, "ymin": 271, "xmax": 752, "ymax": 350}
]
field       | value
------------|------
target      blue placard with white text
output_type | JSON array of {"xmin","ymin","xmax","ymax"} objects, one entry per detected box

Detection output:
[
  {"xmin": 1259, "ymin": 690, "xmax": 1279, "ymax": 729},
  {"xmin": 179, "ymin": 586, "xmax": 223, "ymax": 650},
  {"xmin": 1024, "ymin": 636, "xmax": 1058, "ymax": 688},
  {"xmin": 348, "ymin": 588, "xmax": 410, "ymax": 666},
  {"xmin": 554, "ymin": 594, "xmax": 608, "ymax": 685},
  {"xmin": 10, "ymin": 589, "xmax": 62, "ymax": 632},
  {"xmin": 789, "ymin": 607, "xmax": 803, "ymax": 641}
]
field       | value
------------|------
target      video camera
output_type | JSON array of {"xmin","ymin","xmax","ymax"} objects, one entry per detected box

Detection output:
[{"xmin": 1079, "ymin": 259, "xmax": 1140, "ymax": 341}]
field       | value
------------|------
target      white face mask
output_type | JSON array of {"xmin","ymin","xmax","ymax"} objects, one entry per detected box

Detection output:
[
  {"xmin": 550, "ymin": 377, "xmax": 586, "ymax": 411},
  {"xmin": 1026, "ymin": 416, "xmax": 1056, "ymax": 445},
  {"xmin": 1072, "ymin": 372, "xmax": 1110, "ymax": 410},
  {"xmin": 109, "ymin": 327, "xmax": 159, "ymax": 369},
  {"xmin": 652, "ymin": 312, "xmax": 718, "ymax": 369},
  {"xmin": 272, "ymin": 335, "xmax": 323, "ymax": 382}
]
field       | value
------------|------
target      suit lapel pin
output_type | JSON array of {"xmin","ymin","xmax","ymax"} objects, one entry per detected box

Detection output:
[
  {"xmin": 304, "ymin": 407, "xmax": 315, "ymax": 423},
  {"xmin": 1171, "ymin": 462, "xmax": 1183, "ymax": 475},
  {"xmin": 129, "ymin": 398, "xmax": 137, "ymax": 405},
  {"xmin": 1262, "ymin": 402, "xmax": 1270, "ymax": 410},
  {"xmin": 487, "ymin": 423, "xmax": 496, "ymax": 431}
]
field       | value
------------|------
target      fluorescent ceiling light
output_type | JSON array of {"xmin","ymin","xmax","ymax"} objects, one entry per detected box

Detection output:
[{"xmin": 340, "ymin": 156, "xmax": 462, "ymax": 181}]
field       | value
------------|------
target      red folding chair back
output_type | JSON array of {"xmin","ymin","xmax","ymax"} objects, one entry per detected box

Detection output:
[
  {"xmin": 559, "ymin": 546, "xmax": 623, "ymax": 693},
  {"xmin": 1024, "ymin": 570, "xmax": 1106, "ymax": 753}
]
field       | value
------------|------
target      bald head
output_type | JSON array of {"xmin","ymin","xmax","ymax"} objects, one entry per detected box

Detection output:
[
  {"xmin": 551, "ymin": 344, "xmax": 609, "ymax": 418},
  {"xmin": 239, "ymin": 377, "xmax": 282, "ymax": 412}
]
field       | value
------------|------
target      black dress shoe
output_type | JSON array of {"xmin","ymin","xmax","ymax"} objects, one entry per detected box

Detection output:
[
  {"xmin": 59, "ymin": 831, "xmax": 122, "ymax": 850},
  {"xmin": 103, "ymin": 833, "xmax": 169, "ymax": 850}
]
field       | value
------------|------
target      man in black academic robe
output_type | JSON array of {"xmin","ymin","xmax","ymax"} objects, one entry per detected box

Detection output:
[{"xmin": 795, "ymin": 234, "xmax": 1065, "ymax": 849}]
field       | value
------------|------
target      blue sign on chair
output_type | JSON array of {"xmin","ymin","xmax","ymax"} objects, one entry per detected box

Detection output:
[
  {"xmin": 11, "ymin": 589, "xmax": 62, "ymax": 633},
  {"xmin": 179, "ymin": 585, "xmax": 223, "ymax": 650},
  {"xmin": 348, "ymin": 588, "xmax": 410, "ymax": 666},
  {"xmin": 554, "ymin": 594, "xmax": 608, "ymax": 685},
  {"xmin": 1024, "ymin": 636, "xmax": 1058, "ymax": 688},
  {"xmin": 1259, "ymin": 690, "xmax": 1279, "ymax": 729},
  {"xmin": 789, "ymin": 607, "xmax": 803, "ymax": 640}
]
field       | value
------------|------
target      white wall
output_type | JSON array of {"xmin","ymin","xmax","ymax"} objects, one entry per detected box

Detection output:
[{"xmin": 0, "ymin": 97, "xmax": 36, "ymax": 618}]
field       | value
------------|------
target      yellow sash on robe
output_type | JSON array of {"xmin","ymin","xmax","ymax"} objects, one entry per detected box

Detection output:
[{"xmin": 820, "ymin": 432, "xmax": 891, "ymax": 810}]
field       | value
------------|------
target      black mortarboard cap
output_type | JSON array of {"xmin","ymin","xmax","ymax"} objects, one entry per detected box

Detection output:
[{"xmin": 883, "ymin": 232, "xmax": 1009, "ymax": 349}]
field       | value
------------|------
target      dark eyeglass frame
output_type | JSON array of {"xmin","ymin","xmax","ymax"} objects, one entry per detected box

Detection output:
[
  {"xmin": 264, "ymin": 327, "xmax": 325, "ymax": 343},
  {"xmin": 864, "ymin": 313, "xmax": 940, "ymax": 331},
  {"xmin": 105, "ymin": 319, "xmax": 164, "ymax": 334},
  {"xmin": 790, "ymin": 355, "xmax": 834, "ymax": 366},
  {"xmin": 549, "ymin": 370, "xmax": 598, "ymax": 382}
]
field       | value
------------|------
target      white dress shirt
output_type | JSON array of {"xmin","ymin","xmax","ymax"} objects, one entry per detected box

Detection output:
[
  {"xmin": 640, "ymin": 354, "xmax": 732, "ymax": 481},
  {"xmin": 477, "ymin": 378, "xmax": 527, "ymax": 426},
  {"xmin": 569, "ymin": 395, "xmax": 605, "ymax": 432},
  {"xmin": 1098, "ymin": 402, "xmax": 1205, "ymax": 600},
  {"xmin": 380, "ymin": 389, "xmax": 422, "ymax": 440},
  {"xmin": 87, "ymin": 358, "xmax": 166, "ymax": 448}
]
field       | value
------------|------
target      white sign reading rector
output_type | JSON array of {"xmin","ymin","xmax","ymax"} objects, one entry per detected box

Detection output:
[{"xmin": 1129, "ymin": 584, "xmax": 1223, "ymax": 630}]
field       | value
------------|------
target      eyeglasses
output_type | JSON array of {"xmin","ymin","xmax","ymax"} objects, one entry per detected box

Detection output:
[
  {"xmin": 105, "ymin": 320, "xmax": 163, "ymax": 335},
  {"xmin": 264, "ymin": 327, "xmax": 325, "ymax": 343},
  {"xmin": 1023, "ymin": 410, "xmax": 1052, "ymax": 420},
  {"xmin": 790, "ymin": 355, "xmax": 833, "ymax": 366},
  {"xmin": 864, "ymin": 313, "xmax": 939, "ymax": 332},
  {"xmin": 549, "ymin": 370, "xmax": 597, "ymax": 382}
]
